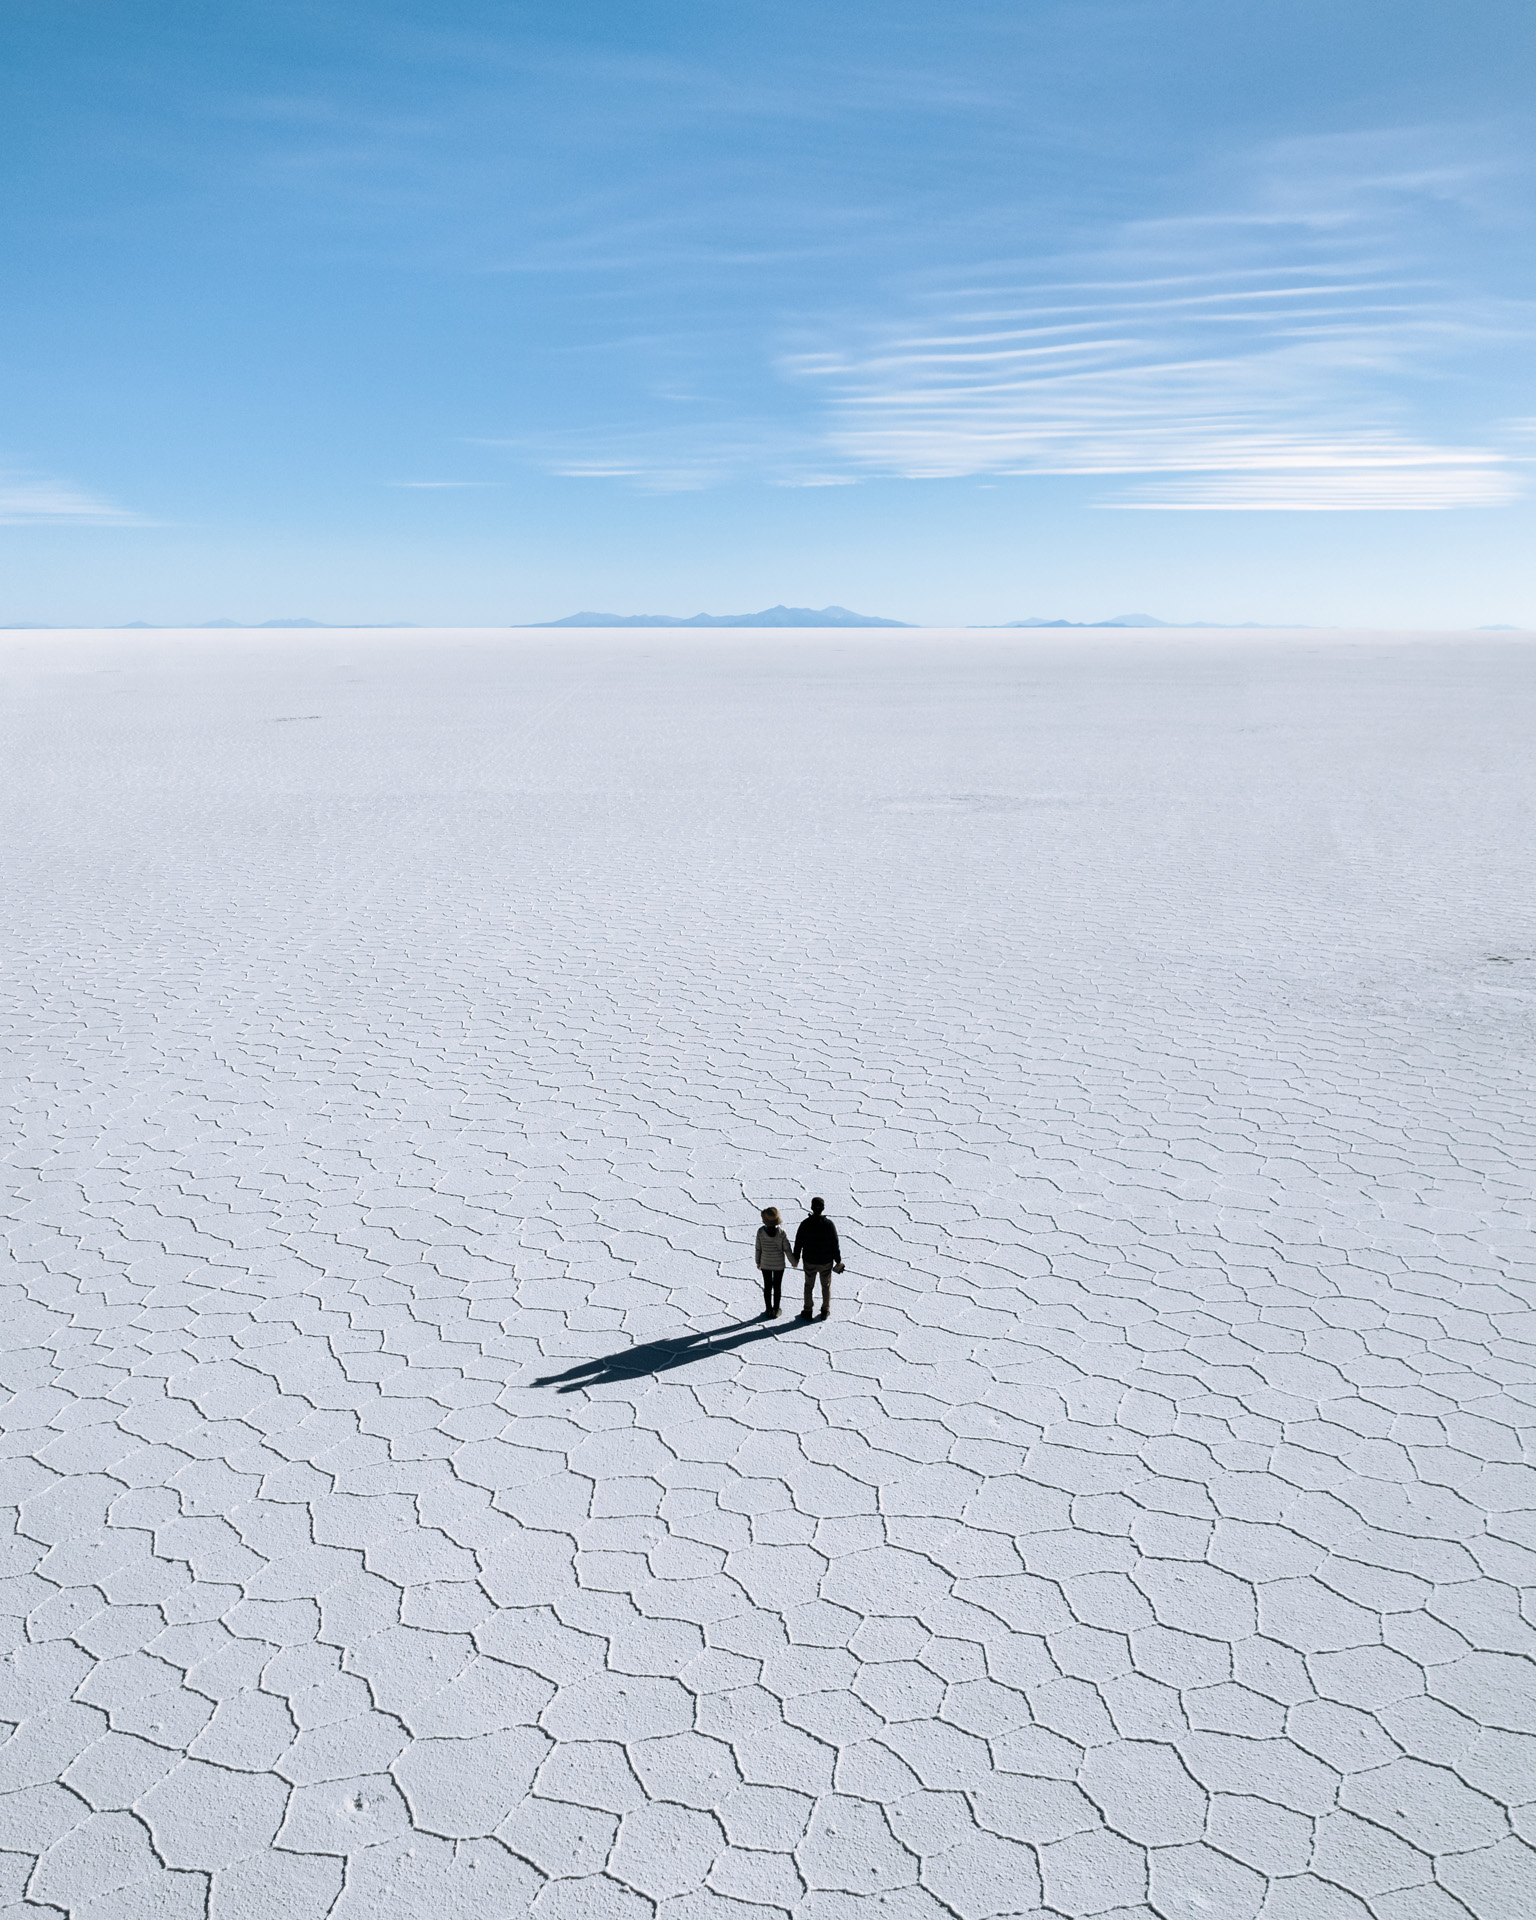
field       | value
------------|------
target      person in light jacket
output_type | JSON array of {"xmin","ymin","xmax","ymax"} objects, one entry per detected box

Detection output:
[
  {"xmin": 754, "ymin": 1207, "xmax": 795, "ymax": 1318},
  {"xmin": 793, "ymin": 1196, "xmax": 843, "ymax": 1320}
]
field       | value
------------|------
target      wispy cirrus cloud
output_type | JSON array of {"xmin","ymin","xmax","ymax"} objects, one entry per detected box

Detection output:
[
  {"xmin": 521, "ymin": 126, "xmax": 1528, "ymax": 509},
  {"xmin": 777, "ymin": 129, "xmax": 1526, "ymax": 509},
  {"xmin": 0, "ymin": 471, "xmax": 151, "ymax": 525},
  {"xmin": 781, "ymin": 273, "xmax": 1519, "ymax": 508}
]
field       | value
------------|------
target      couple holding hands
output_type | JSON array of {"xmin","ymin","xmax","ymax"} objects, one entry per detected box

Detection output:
[{"xmin": 754, "ymin": 1197, "xmax": 844, "ymax": 1321}]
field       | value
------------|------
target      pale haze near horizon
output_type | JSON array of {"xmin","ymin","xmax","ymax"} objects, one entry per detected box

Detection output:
[{"xmin": 1, "ymin": 0, "xmax": 1534, "ymax": 629}]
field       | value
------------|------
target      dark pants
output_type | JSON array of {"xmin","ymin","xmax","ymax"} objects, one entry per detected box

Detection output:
[
  {"xmin": 760, "ymin": 1269, "xmax": 783, "ymax": 1311},
  {"xmin": 803, "ymin": 1266, "xmax": 832, "ymax": 1314}
]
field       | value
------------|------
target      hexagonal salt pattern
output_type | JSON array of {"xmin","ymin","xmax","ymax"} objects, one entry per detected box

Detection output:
[{"xmin": 2, "ymin": 626, "xmax": 1534, "ymax": 1920}]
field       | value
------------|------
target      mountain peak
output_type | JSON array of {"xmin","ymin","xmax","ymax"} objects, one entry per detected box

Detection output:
[{"xmin": 532, "ymin": 604, "xmax": 910, "ymax": 629}]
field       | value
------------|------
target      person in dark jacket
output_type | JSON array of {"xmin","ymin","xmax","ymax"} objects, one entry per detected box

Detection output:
[{"xmin": 793, "ymin": 1197, "xmax": 843, "ymax": 1320}]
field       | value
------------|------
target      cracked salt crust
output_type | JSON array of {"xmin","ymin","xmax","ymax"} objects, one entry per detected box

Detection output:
[{"xmin": 1, "ymin": 626, "xmax": 1534, "ymax": 1918}]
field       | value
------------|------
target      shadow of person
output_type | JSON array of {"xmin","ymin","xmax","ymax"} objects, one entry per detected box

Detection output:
[{"xmin": 532, "ymin": 1314, "xmax": 799, "ymax": 1392}]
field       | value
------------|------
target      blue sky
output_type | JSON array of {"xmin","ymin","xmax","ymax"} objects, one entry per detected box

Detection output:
[{"xmin": 3, "ymin": 0, "xmax": 1532, "ymax": 625}]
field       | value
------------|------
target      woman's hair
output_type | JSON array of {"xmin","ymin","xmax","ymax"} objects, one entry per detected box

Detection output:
[{"xmin": 761, "ymin": 1206, "xmax": 781, "ymax": 1226}]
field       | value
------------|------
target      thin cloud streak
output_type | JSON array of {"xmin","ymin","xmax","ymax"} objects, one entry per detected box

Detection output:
[
  {"xmin": 1104, "ymin": 469, "xmax": 1521, "ymax": 510},
  {"xmin": 479, "ymin": 423, "xmax": 848, "ymax": 493},
  {"xmin": 0, "ymin": 473, "xmax": 150, "ymax": 526}
]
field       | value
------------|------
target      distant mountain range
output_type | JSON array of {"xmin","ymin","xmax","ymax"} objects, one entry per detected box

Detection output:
[
  {"xmin": 988, "ymin": 614, "xmax": 1283, "ymax": 629},
  {"xmin": 996, "ymin": 613, "xmax": 1169, "ymax": 628},
  {"xmin": 0, "ymin": 612, "xmax": 1526, "ymax": 633},
  {"xmin": 532, "ymin": 608, "xmax": 1300, "ymax": 631},
  {"xmin": 530, "ymin": 604, "xmax": 910, "ymax": 628}
]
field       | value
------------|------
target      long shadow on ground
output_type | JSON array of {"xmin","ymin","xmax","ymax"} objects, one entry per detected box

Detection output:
[{"xmin": 532, "ymin": 1314, "xmax": 804, "ymax": 1392}]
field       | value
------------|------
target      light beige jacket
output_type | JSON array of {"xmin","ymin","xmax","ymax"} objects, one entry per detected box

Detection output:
[{"xmin": 755, "ymin": 1227, "xmax": 794, "ymax": 1271}]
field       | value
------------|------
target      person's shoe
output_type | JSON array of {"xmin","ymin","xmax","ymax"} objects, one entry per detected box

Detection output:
[
  {"xmin": 818, "ymin": 1307, "xmax": 830, "ymax": 1319},
  {"xmin": 768, "ymin": 1307, "xmax": 780, "ymax": 1318},
  {"xmin": 797, "ymin": 1310, "xmax": 813, "ymax": 1321}
]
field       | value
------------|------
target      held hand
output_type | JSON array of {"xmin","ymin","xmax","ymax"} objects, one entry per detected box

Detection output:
[{"xmin": 834, "ymin": 1262, "xmax": 845, "ymax": 1273}]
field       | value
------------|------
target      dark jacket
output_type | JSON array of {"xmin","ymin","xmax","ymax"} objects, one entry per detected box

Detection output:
[{"xmin": 793, "ymin": 1212, "xmax": 841, "ymax": 1267}]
